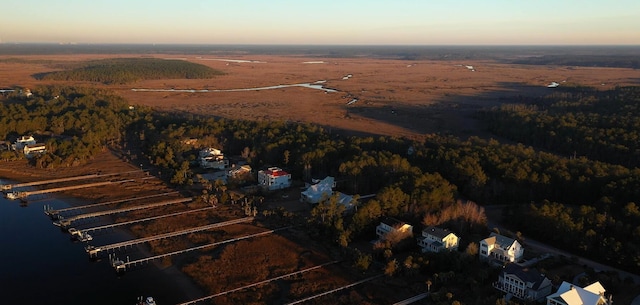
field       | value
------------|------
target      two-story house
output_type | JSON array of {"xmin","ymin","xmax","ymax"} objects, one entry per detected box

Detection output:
[
  {"xmin": 376, "ymin": 217, "xmax": 413, "ymax": 241},
  {"xmin": 199, "ymin": 147, "xmax": 228, "ymax": 170},
  {"xmin": 258, "ymin": 167, "xmax": 292, "ymax": 191},
  {"xmin": 546, "ymin": 281, "xmax": 612, "ymax": 305},
  {"xmin": 418, "ymin": 226, "xmax": 460, "ymax": 253},
  {"xmin": 493, "ymin": 263, "xmax": 553, "ymax": 302},
  {"xmin": 479, "ymin": 232, "xmax": 524, "ymax": 263}
]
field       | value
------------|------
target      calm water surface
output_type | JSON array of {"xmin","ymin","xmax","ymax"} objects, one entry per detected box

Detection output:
[{"xmin": 0, "ymin": 179, "xmax": 190, "ymax": 305}]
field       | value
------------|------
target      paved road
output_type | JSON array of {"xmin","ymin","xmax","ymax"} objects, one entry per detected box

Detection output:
[{"xmin": 484, "ymin": 205, "xmax": 640, "ymax": 284}]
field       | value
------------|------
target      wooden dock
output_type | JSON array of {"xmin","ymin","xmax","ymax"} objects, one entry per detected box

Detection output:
[
  {"xmin": 54, "ymin": 197, "xmax": 193, "ymax": 228},
  {"xmin": 78, "ymin": 206, "xmax": 215, "ymax": 235},
  {"xmin": 87, "ymin": 217, "xmax": 254, "ymax": 258},
  {"xmin": 0, "ymin": 170, "xmax": 144, "ymax": 190},
  {"xmin": 44, "ymin": 191, "xmax": 180, "ymax": 220},
  {"xmin": 176, "ymin": 260, "xmax": 340, "ymax": 305}
]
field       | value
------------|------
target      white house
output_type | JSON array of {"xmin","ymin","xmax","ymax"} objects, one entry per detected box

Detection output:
[
  {"xmin": 23, "ymin": 143, "xmax": 46, "ymax": 157},
  {"xmin": 227, "ymin": 164, "xmax": 252, "ymax": 179},
  {"xmin": 418, "ymin": 226, "xmax": 460, "ymax": 253},
  {"xmin": 199, "ymin": 148, "xmax": 228, "ymax": 170},
  {"xmin": 300, "ymin": 176, "xmax": 335, "ymax": 204},
  {"xmin": 13, "ymin": 135, "xmax": 36, "ymax": 151},
  {"xmin": 479, "ymin": 232, "xmax": 524, "ymax": 263},
  {"xmin": 546, "ymin": 281, "xmax": 612, "ymax": 305},
  {"xmin": 493, "ymin": 264, "xmax": 553, "ymax": 302},
  {"xmin": 376, "ymin": 217, "xmax": 413, "ymax": 241},
  {"xmin": 257, "ymin": 167, "xmax": 291, "ymax": 191}
]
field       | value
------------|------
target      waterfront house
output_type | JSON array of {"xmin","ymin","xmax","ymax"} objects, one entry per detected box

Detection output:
[
  {"xmin": 23, "ymin": 143, "xmax": 46, "ymax": 158},
  {"xmin": 300, "ymin": 176, "xmax": 335, "ymax": 204},
  {"xmin": 546, "ymin": 281, "xmax": 612, "ymax": 305},
  {"xmin": 418, "ymin": 226, "xmax": 460, "ymax": 253},
  {"xmin": 493, "ymin": 263, "xmax": 553, "ymax": 302},
  {"xmin": 479, "ymin": 232, "xmax": 524, "ymax": 263},
  {"xmin": 376, "ymin": 217, "xmax": 413, "ymax": 241},
  {"xmin": 257, "ymin": 167, "xmax": 292, "ymax": 191},
  {"xmin": 199, "ymin": 147, "xmax": 228, "ymax": 170},
  {"xmin": 13, "ymin": 135, "xmax": 36, "ymax": 151}
]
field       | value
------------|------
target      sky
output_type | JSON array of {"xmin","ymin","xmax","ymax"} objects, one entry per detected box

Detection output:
[{"xmin": 2, "ymin": 0, "xmax": 639, "ymax": 45}]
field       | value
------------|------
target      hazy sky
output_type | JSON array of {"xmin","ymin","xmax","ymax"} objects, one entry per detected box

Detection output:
[{"xmin": 2, "ymin": 0, "xmax": 639, "ymax": 45}]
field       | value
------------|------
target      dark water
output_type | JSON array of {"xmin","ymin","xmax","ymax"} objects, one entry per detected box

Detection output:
[{"xmin": 0, "ymin": 179, "xmax": 192, "ymax": 305}]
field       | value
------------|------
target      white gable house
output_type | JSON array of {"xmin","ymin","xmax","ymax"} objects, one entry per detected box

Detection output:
[
  {"xmin": 546, "ymin": 281, "xmax": 611, "ymax": 305},
  {"xmin": 376, "ymin": 217, "xmax": 413, "ymax": 241},
  {"xmin": 418, "ymin": 226, "xmax": 460, "ymax": 253},
  {"xmin": 479, "ymin": 232, "xmax": 524, "ymax": 263},
  {"xmin": 199, "ymin": 148, "xmax": 228, "ymax": 170},
  {"xmin": 493, "ymin": 264, "xmax": 553, "ymax": 302}
]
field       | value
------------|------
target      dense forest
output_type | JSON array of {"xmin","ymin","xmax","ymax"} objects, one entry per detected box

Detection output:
[
  {"xmin": 2, "ymin": 84, "xmax": 640, "ymax": 302},
  {"xmin": 36, "ymin": 58, "xmax": 224, "ymax": 84}
]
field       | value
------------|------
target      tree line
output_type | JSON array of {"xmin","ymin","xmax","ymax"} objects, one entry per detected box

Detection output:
[{"xmin": 36, "ymin": 58, "xmax": 224, "ymax": 84}]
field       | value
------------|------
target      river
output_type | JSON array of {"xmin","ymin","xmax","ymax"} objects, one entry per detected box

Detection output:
[{"xmin": 0, "ymin": 179, "xmax": 194, "ymax": 305}]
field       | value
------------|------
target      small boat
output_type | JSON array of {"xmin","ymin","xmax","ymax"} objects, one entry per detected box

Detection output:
[
  {"xmin": 5, "ymin": 192, "xmax": 19, "ymax": 200},
  {"xmin": 547, "ymin": 82, "xmax": 560, "ymax": 88},
  {"xmin": 137, "ymin": 296, "xmax": 156, "ymax": 305}
]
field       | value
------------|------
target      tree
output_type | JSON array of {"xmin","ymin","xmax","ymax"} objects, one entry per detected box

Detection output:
[{"xmin": 384, "ymin": 259, "xmax": 397, "ymax": 276}]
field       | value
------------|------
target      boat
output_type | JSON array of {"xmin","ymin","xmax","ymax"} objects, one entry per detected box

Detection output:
[
  {"xmin": 5, "ymin": 192, "xmax": 19, "ymax": 200},
  {"xmin": 136, "ymin": 296, "xmax": 156, "ymax": 305},
  {"xmin": 547, "ymin": 82, "xmax": 560, "ymax": 88}
]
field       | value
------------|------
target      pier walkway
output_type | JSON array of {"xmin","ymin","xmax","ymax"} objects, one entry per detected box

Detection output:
[
  {"xmin": 87, "ymin": 217, "xmax": 254, "ymax": 257},
  {"xmin": 79, "ymin": 206, "xmax": 215, "ymax": 235},
  {"xmin": 112, "ymin": 225, "xmax": 289, "ymax": 272},
  {"xmin": 286, "ymin": 274, "xmax": 384, "ymax": 305},
  {"xmin": 175, "ymin": 260, "xmax": 339, "ymax": 305},
  {"xmin": 8, "ymin": 178, "xmax": 153, "ymax": 200},
  {"xmin": 44, "ymin": 191, "xmax": 180, "ymax": 219},
  {"xmin": 54, "ymin": 197, "xmax": 193, "ymax": 228},
  {"xmin": 0, "ymin": 170, "xmax": 145, "ymax": 190}
]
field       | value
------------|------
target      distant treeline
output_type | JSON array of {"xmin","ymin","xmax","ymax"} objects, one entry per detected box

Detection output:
[
  {"xmin": 510, "ymin": 55, "xmax": 640, "ymax": 69},
  {"xmin": 479, "ymin": 86, "xmax": 640, "ymax": 168},
  {"xmin": 35, "ymin": 58, "xmax": 224, "ymax": 84}
]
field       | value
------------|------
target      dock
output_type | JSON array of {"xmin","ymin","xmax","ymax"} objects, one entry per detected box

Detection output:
[
  {"xmin": 110, "ymin": 225, "xmax": 289, "ymax": 272},
  {"xmin": 44, "ymin": 191, "xmax": 180, "ymax": 220},
  {"xmin": 176, "ymin": 260, "xmax": 339, "ymax": 305},
  {"xmin": 86, "ymin": 217, "xmax": 254, "ymax": 258},
  {"xmin": 54, "ymin": 197, "xmax": 193, "ymax": 228},
  {"xmin": 6, "ymin": 178, "xmax": 145, "ymax": 200},
  {"xmin": 286, "ymin": 274, "xmax": 384, "ymax": 305},
  {"xmin": 0, "ymin": 170, "xmax": 145, "ymax": 190},
  {"xmin": 77, "ymin": 206, "xmax": 216, "ymax": 236}
]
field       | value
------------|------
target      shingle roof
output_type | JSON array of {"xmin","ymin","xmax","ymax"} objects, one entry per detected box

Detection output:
[
  {"xmin": 502, "ymin": 264, "xmax": 548, "ymax": 290},
  {"xmin": 423, "ymin": 226, "xmax": 454, "ymax": 239}
]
